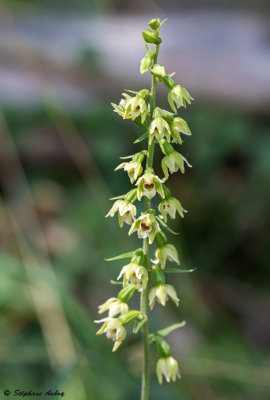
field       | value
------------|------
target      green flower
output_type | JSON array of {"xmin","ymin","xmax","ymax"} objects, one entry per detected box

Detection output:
[
  {"xmin": 156, "ymin": 356, "xmax": 181, "ymax": 384},
  {"xmin": 136, "ymin": 169, "xmax": 165, "ymax": 200},
  {"xmin": 98, "ymin": 298, "xmax": 129, "ymax": 317},
  {"xmin": 117, "ymin": 263, "xmax": 148, "ymax": 289},
  {"xmin": 161, "ymin": 151, "xmax": 191, "ymax": 179},
  {"xmin": 129, "ymin": 212, "xmax": 161, "ymax": 244},
  {"xmin": 155, "ymin": 244, "xmax": 179, "ymax": 269},
  {"xmin": 124, "ymin": 95, "xmax": 148, "ymax": 123},
  {"xmin": 149, "ymin": 284, "xmax": 179, "ymax": 309},
  {"xmin": 112, "ymin": 92, "xmax": 148, "ymax": 123},
  {"xmin": 158, "ymin": 197, "xmax": 186, "ymax": 223},
  {"xmin": 168, "ymin": 84, "xmax": 193, "ymax": 113},
  {"xmin": 106, "ymin": 200, "xmax": 136, "ymax": 227},
  {"xmin": 95, "ymin": 317, "xmax": 127, "ymax": 352},
  {"xmin": 149, "ymin": 116, "xmax": 171, "ymax": 144},
  {"xmin": 115, "ymin": 151, "xmax": 146, "ymax": 183},
  {"xmin": 111, "ymin": 93, "xmax": 132, "ymax": 118},
  {"xmin": 169, "ymin": 117, "xmax": 191, "ymax": 144}
]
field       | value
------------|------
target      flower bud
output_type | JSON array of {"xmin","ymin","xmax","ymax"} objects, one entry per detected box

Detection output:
[
  {"xmin": 142, "ymin": 30, "xmax": 162, "ymax": 45},
  {"xmin": 139, "ymin": 89, "xmax": 150, "ymax": 99},
  {"xmin": 140, "ymin": 51, "xmax": 154, "ymax": 74},
  {"xmin": 148, "ymin": 18, "xmax": 161, "ymax": 30},
  {"xmin": 151, "ymin": 64, "xmax": 166, "ymax": 79}
]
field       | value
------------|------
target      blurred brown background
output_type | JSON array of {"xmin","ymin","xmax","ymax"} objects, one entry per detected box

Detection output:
[{"xmin": 0, "ymin": 1, "xmax": 270, "ymax": 399}]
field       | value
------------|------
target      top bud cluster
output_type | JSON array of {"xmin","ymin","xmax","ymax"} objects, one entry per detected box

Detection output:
[{"xmin": 95, "ymin": 18, "xmax": 193, "ymax": 385}]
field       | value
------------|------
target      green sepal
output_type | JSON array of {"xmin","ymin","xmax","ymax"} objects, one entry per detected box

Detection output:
[
  {"xmin": 156, "ymin": 321, "xmax": 186, "ymax": 337},
  {"xmin": 156, "ymin": 216, "xmax": 180, "ymax": 235},
  {"xmin": 119, "ymin": 155, "xmax": 134, "ymax": 160},
  {"xmin": 105, "ymin": 250, "xmax": 137, "ymax": 262},
  {"xmin": 160, "ymin": 18, "xmax": 168, "ymax": 27},
  {"xmin": 164, "ymin": 268, "xmax": 196, "ymax": 273},
  {"xmin": 109, "ymin": 194, "xmax": 126, "ymax": 200},
  {"xmin": 134, "ymin": 131, "xmax": 149, "ymax": 144},
  {"xmin": 110, "ymin": 280, "xmax": 123, "ymax": 285},
  {"xmin": 133, "ymin": 317, "xmax": 147, "ymax": 334}
]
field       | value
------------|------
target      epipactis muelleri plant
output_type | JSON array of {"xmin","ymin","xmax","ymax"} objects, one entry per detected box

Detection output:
[{"xmin": 95, "ymin": 18, "xmax": 194, "ymax": 400}]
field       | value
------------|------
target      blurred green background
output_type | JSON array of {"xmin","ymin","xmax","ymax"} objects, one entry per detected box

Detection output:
[{"xmin": 0, "ymin": 1, "xmax": 270, "ymax": 399}]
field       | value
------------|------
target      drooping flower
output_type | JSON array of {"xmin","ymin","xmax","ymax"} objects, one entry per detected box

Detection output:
[
  {"xmin": 158, "ymin": 197, "xmax": 186, "ymax": 223},
  {"xmin": 149, "ymin": 116, "xmax": 171, "ymax": 144},
  {"xmin": 155, "ymin": 244, "xmax": 179, "ymax": 269},
  {"xmin": 156, "ymin": 356, "xmax": 181, "ymax": 384},
  {"xmin": 111, "ymin": 93, "xmax": 132, "ymax": 118},
  {"xmin": 149, "ymin": 284, "xmax": 179, "ymax": 309},
  {"xmin": 129, "ymin": 212, "xmax": 161, "ymax": 244},
  {"xmin": 161, "ymin": 151, "xmax": 191, "ymax": 179},
  {"xmin": 169, "ymin": 117, "xmax": 191, "ymax": 144},
  {"xmin": 95, "ymin": 317, "xmax": 127, "ymax": 352},
  {"xmin": 106, "ymin": 199, "xmax": 136, "ymax": 227},
  {"xmin": 136, "ymin": 168, "xmax": 165, "ymax": 200},
  {"xmin": 115, "ymin": 151, "xmax": 146, "ymax": 184},
  {"xmin": 117, "ymin": 263, "xmax": 148, "ymax": 289},
  {"xmin": 98, "ymin": 298, "xmax": 129, "ymax": 317},
  {"xmin": 168, "ymin": 84, "xmax": 193, "ymax": 113},
  {"xmin": 159, "ymin": 139, "xmax": 192, "ymax": 179},
  {"xmin": 124, "ymin": 95, "xmax": 148, "ymax": 123}
]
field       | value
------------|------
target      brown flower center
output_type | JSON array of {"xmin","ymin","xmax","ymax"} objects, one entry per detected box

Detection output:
[
  {"xmin": 144, "ymin": 183, "xmax": 155, "ymax": 191},
  {"xmin": 140, "ymin": 222, "xmax": 150, "ymax": 232}
]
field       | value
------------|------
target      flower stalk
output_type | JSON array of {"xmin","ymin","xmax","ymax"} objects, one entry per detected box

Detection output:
[{"xmin": 96, "ymin": 17, "xmax": 194, "ymax": 400}]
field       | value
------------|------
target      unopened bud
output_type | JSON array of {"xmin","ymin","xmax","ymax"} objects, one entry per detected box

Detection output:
[
  {"xmin": 151, "ymin": 64, "xmax": 166, "ymax": 79},
  {"xmin": 142, "ymin": 30, "xmax": 162, "ymax": 45},
  {"xmin": 148, "ymin": 18, "xmax": 161, "ymax": 30}
]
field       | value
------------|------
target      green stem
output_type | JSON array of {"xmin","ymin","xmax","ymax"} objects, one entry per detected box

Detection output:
[{"xmin": 140, "ymin": 41, "xmax": 160, "ymax": 400}]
